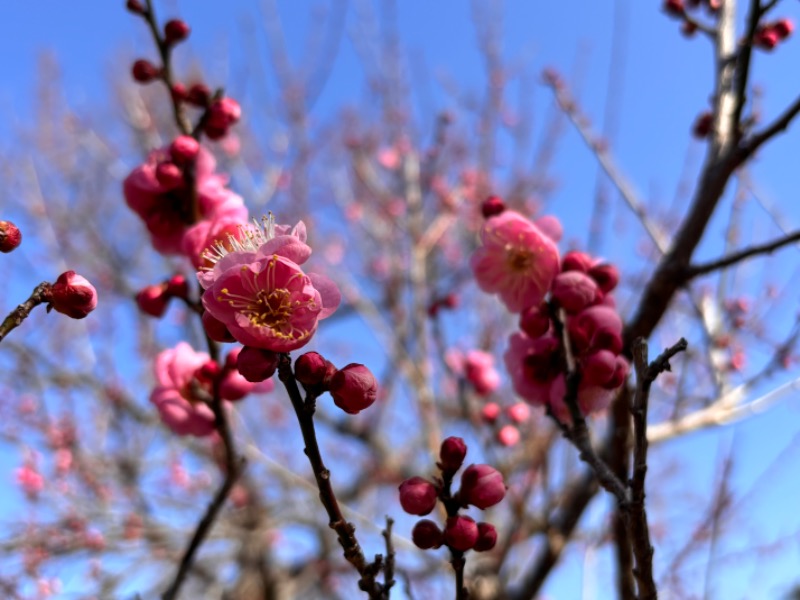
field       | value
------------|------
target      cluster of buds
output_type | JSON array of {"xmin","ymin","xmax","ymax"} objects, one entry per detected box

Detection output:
[
  {"xmin": 399, "ymin": 437, "xmax": 505, "ymax": 554},
  {"xmin": 135, "ymin": 274, "xmax": 189, "ymax": 318},
  {"xmin": 0, "ymin": 220, "xmax": 22, "ymax": 253},
  {"xmin": 481, "ymin": 401, "xmax": 530, "ymax": 447},
  {"xmin": 291, "ymin": 352, "xmax": 378, "ymax": 415},
  {"xmin": 754, "ymin": 19, "xmax": 794, "ymax": 51},
  {"xmin": 129, "ymin": 11, "xmax": 190, "ymax": 84},
  {"xmin": 470, "ymin": 196, "xmax": 628, "ymax": 423},
  {"xmin": 445, "ymin": 349, "xmax": 500, "ymax": 397}
]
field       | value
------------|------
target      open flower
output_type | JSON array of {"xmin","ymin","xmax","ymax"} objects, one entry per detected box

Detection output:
[
  {"xmin": 149, "ymin": 342, "xmax": 216, "ymax": 437},
  {"xmin": 471, "ymin": 211, "xmax": 560, "ymax": 313},
  {"xmin": 200, "ymin": 217, "xmax": 340, "ymax": 353}
]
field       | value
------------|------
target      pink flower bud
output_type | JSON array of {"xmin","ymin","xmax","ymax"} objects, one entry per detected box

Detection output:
[
  {"xmin": 443, "ymin": 515, "xmax": 479, "ymax": 551},
  {"xmin": 582, "ymin": 349, "xmax": 618, "ymax": 387},
  {"xmin": 497, "ymin": 425, "xmax": 520, "ymax": 447},
  {"xmin": 439, "ymin": 437, "xmax": 467, "ymax": 474},
  {"xmin": 164, "ymin": 19, "xmax": 190, "ymax": 44},
  {"xmin": 603, "ymin": 356, "xmax": 630, "ymax": 389},
  {"xmin": 166, "ymin": 274, "xmax": 189, "ymax": 299},
  {"xmin": 552, "ymin": 271, "xmax": 600, "ymax": 314},
  {"xmin": 50, "ymin": 271, "xmax": 98, "ymax": 319},
  {"xmin": 459, "ymin": 464, "xmax": 506, "ymax": 509},
  {"xmin": 755, "ymin": 27, "xmax": 780, "ymax": 50},
  {"xmin": 171, "ymin": 83, "xmax": 188, "ymax": 102},
  {"xmin": 561, "ymin": 251, "xmax": 593, "ymax": 273},
  {"xmin": 534, "ymin": 215, "xmax": 563, "ymax": 242},
  {"xmin": 588, "ymin": 263, "xmax": 619, "ymax": 294},
  {"xmin": 294, "ymin": 352, "xmax": 333, "ymax": 387},
  {"xmin": 474, "ymin": 522, "xmax": 498, "ymax": 552},
  {"xmin": 329, "ymin": 363, "xmax": 378, "ymax": 414},
  {"xmin": 507, "ymin": 402, "xmax": 530, "ymax": 424},
  {"xmin": 774, "ymin": 19, "xmax": 794, "ymax": 39},
  {"xmin": 126, "ymin": 0, "xmax": 145, "ymax": 14},
  {"xmin": 399, "ymin": 477, "xmax": 438, "ymax": 516},
  {"xmin": 412, "ymin": 519, "xmax": 443, "ymax": 549},
  {"xmin": 481, "ymin": 402, "xmax": 501, "ymax": 424},
  {"xmin": 0, "ymin": 220, "xmax": 22, "ymax": 253},
  {"xmin": 220, "ymin": 369, "xmax": 253, "ymax": 401},
  {"xmin": 188, "ymin": 83, "xmax": 211, "ymax": 106},
  {"xmin": 481, "ymin": 195, "xmax": 506, "ymax": 218},
  {"xmin": 519, "ymin": 303, "xmax": 550, "ymax": 338},
  {"xmin": 206, "ymin": 98, "xmax": 242, "ymax": 135},
  {"xmin": 202, "ymin": 311, "xmax": 236, "ymax": 343},
  {"xmin": 132, "ymin": 59, "xmax": 159, "ymax": 83},
  {"xmin": 136, "ymin": 284, "xmax": 170, "ymax": 318},
  {"xmin": 237, "ymin": 346, "xmax": 279, "ymax": 383},
  {"xmin": 155, "ymin": 161, "xmax": 183, "ymax": 188},
  {"xmin": 169, "ymin": 136, "xmax": 200, "ymax": 165}
]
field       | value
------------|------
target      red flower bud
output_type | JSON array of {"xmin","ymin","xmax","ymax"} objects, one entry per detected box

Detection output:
[
  {"xmin": 155, "ymin": 162, "xmax": 183, "ymax": 188},
  {"xmin": 50, "ymin": 271, "xmax": 97, "ymax": 319},
  {"xmin": 164, "ymin": 19, "xmax": 190, "ymax": 44},
  {"xmin": 169, "ymin": 136, "xmax": 200, "ymax": 165},
  {"xmin": 497, "ymin": 425, "xmax": 520, "ymax": 447},
  {"xmin": 166, "ymin": 274, "xmax": 189, "ymax": 299},
  {"xmin": 0, "ymin": 220, "xmax": 22, "ymax": 253},
  {"xmin": 439, "ymin": 437, "xmax": 467, "ymax": 474},
  {"xmin": 458, "ymin": 464, "xmax": 506, "ymax": 510},
  {"xmin": 561, "ymin": 251, "xmax": 593, "ymax": 273},
  {"xmin": 481, "ymin": 402, "xmax": 501, "ymax": 424},
  {"xmin": 582, "ymin": 349, "xmax": 618, "ymax": 387},
  {"xmin": 294, "ymin": 352, "xmax": 333, "ymax": 387},
  {"xmin": 774, "ymin": 19, "xmax": 794, "ymax": 40},
  {"xmin": 329, "ymin": 363, "xmax": 378, "ymax": 414},
  {"xmin": 693, "ymin": 111, "xmax": 714, "ymax": 138},
  {"xmin": 187, "ymin": 83, "xmax": 211, "ymax": 107},
  {"xmin": 126, "ymin": 0, "xmax": 145, "ymax": 14},
  {"xmin": 552, "ymin": 271, "xmax": 600, "ymax": 314},
  {"xmin": 507, "ymin": 402, "xmax": 530, "ymax": 424},
  {"xmin": 474, "ymin": 522, "xmax": 498, "ymax": 552},
  {"xmin": 202, "ymin": 311, "xmax": 236, "ymax": 343},
  {"xmin": 171, "ymin": 83, "xmax": 188, "ymax": 103},
  {"xmin": 412, "ymin": 519, "xmax": 443, "ymax": 550},
  {"xmin": 206, "ymin": 98, "xmax": 242, "ymax": 132},
  {"xmin": 399, "ymin": 477, "xmax": 438, "ymax": 516},
  {"xmin": 754, "ymin": 27, "xmax": 780, "ymax": 50},
  {"xmin": 132, "ymin": 59, "xmax": 160, "ymax": 83},
  {"xmin": 481, "ymin": 195, "xmax": 506, "ymax": 218},
  {"xmin": 237, "ymin": 346, "xmax": 279, "ymax": 383},
  {"xmin": 519, "ymin": 303, "xmax": 550, "ymax": 338},
  {"xmin": 136, "ymin": 284, "xmax": 169, "ymax": 318},
  {"xmin": 664, "ymin": 0, "xmax": 684, "ymax": 16},
  {"xmin": 588, "ymin": 263, "xmax": 620, "ymax": 294},
  {"xmin": 443, "ymin": 515, "xmax": 479, "ymax": 551}
]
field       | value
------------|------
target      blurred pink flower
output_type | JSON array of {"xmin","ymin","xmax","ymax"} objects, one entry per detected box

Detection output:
[
  {"xmin": 16, "ymin": 463, "xmax": 44, "ymax": 498},
  {"xmin": 200, "ymin": 217, "xmax": 340, "ymax": 352},
  {"xmin": 464, "ymin": 350, "xmax": 501, "ymax": 396},
  {"xmin": 123, "ymin": 145, "xmax": 247, "ymax": 254},
  {"xmin": 149, "ymin": 342, "xmax": 217, "ymax": 436},
  {"xmin": 471, "ymin": 211, "xmax": 560, "ymax": 313}
]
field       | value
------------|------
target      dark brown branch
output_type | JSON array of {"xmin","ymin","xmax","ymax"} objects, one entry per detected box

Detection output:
[
  {"xmin": 277, "ymin": 353, "xmax": 388, "ymax": 599},
  {"xmin": 741, "ymin": 93, "xmax": 800, "ymax": 158},
  {"xmin": 0, "ymin": 282, "xmax": 51, "ymax": 344},
  {"xmin": 629, "ymin": 337, "xmax": 687, "ymax": 600},
  {"xmin": 731, "ymin": 0, "xmax": 762, "ymax": 134},
  {"xmin": 682, "ymin": 229, "xmax": 800, "ymax": 280}
]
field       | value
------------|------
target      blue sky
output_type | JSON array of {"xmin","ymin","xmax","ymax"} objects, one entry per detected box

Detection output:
[{"xmin": 3, "ymin": 1, "xmax": 800, "ymax": 598}]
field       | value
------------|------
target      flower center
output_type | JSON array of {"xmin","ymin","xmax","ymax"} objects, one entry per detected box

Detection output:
[
  {"xmin": 506, "ymin": 247, "xmax": 534, "ymax": 273},
  {"xmin": 247, "ymin": 288, "xmax": 293, "ymax": 329}
]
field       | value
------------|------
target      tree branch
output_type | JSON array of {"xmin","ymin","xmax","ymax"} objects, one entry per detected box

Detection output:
[{"xmin": 0, "ymin": 282, "xmax": 51, "ymax": 344}]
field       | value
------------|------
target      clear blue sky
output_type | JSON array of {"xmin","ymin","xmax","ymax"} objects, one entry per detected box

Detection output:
[{"xmin": 3, "ymin": 1, "xmax": 800, "ymax": 598}]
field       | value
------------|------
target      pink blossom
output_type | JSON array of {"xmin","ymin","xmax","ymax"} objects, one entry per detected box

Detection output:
[
  {"xmin": 16, "ymin": 464, "xmax": 44, "ymax": 497},
  {"xmin": 149, "ymin": 342, "xmax": 217, "ymax": 436},
  {"xmin": 497, "ymin": 425, "xmax": 520, "ymax": 446},
  {"xmin": 123, "ymin": 145, "xmax": 247, "ymax": 254},
  {"xmin": 504, "ymin": 332, "xmax": 560, "ymax": 406},
  {"xmin": 464, "ymin": 350, "xmax": 501, "ymax": 396},
  {"xmin": 551, "ymin": 271, "xmax": 600, "ymax": 314},
  {"xmin": 200, "ymin": 218, "xmax": 340, "ymax": 353},
  {"xmin": 471, "ymin": 211, "xmax": 560, "ymax": 313},
  {"xmin": 182, "ymin": 215, "xmax": 248, "ymax": 269}
]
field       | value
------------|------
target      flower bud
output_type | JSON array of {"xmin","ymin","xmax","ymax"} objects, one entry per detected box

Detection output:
[
  {"xmin": 329, "ymin": 363, "xmax": 378, "ymax": 414},
  {"xmin": 443, "ymin": 515, "xmax": 479, "ymax": 551},
  {"xmin": 206, "ymin": 98, "xmax": 242, "ymax": 132},
  {"xmin": 0, "ymin": 220, "xmax": 22, "ymax": 253},
  {"xmin": 412, "ymin": 519, "xmax": 443, "ymax": 550},
  {"xmin": 481, "ymin": 195, "xmax": 506, "ymax": 218},
  {"xmin": 399, "ymin": 477, "xmax": 438, "ymax": 516},
  {"xmin": 132, "ymin": 59, "xmax": 159, "ymax": 83},
  {"xmin": 202, "ymin": 310, "xmax": 236, "ymax": 343},
  {"xmin": 439, "ymin": 437, "xmax": 467, "ymax": 474},
  {"xmin": 693, "ymin": 111, "xmax": 714, "ymax": 138},
  {"xmin": 164, "ymin": 19, "xmax": 190, "ymax": 44},
  {"xmin": 774, "ymin": 19, "xmax": 794, "ymax": 39},
  {"xmin": 237, "ymin": 346, "xmax": 279, "ymax": 383},
  {"xmin": 588, "ymin": 263, "xmax": 619, "ymax": 294},
  {"xmin": 294, "ymin": 352, "xmax": 333, "ymax": 387},
  {"xmin": 497, "ymin": 425, "xmax": 520, "ymax": 447},
  {"xmin": 187, "ymin": 83, "xmax": 211, "ymax": 106},
  {"xmin": 171, "ymin": 83, "xmax": 188, "ymax": 103},
  {"xmin": 50, "ymin": 272, "xmax": 98, "ymax": 319},
  {"xmin": 481, "ymin": 402, "xmax": 501, "ymax": 424},
  {"xmin": 126, "ymin": 0, "xmax": 145, "ymax": 14},
  {"xmin": 552, "ymin": 271, "xmax": 599, "ymax": 314},
  {"xmin": 664, "ymin": 0, "xmax": 684, "ymax": 16},
  {"xmin": 473, "ymin": 522, "xmax": 498, "ymax": 552},
  {"xmin": 220, "ymin": 370, "xmax": 253, "ymax": 401},
  {"xmin": 507, "ymin": 402, "xmax": 530, "ymax": 424},
  {"xmin": 166, "ymin": 274, "xmax": 189, "ymax": 299},
  {"xmin": 519, "ymin": 303, "xmax": 550, "ymax": 338},
  {"xmin": 155, "ymin": 162, "xmax": 183, "ymax": 188},
  {"xmin": 458, "ymin": 464, "xmax": 506, "ymax": 510},
  {"xmin": 561, "ymin": 251, "xmax": 593, "ymax": 273},
  {"xmin": 582, "ymin": 349, "xmax": 618, "ymax": 387},
  {"xmin": 169, "ymin": 136, "xmax": 200, "ymax": 165},
  {"xmin": 136, "ymin": 284, "xmax": 169, "ymax": 318}
]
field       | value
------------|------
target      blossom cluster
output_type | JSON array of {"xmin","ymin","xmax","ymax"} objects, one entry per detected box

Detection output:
[
  {"xmin": 471, "ymin": 197, "xmax": 629, "ymax": 424},
  {"xmin": 398, "ymin": 437, "xmax": 505, "ymax": 553}
]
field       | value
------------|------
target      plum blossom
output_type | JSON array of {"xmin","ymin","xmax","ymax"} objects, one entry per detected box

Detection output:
[
  {"xmin": 200, "ymin": 216, "xmax": 340, "ymax": 353},
  {"xmin": 471, "ymin": 211, "xmax": 560, "ymax": 313},
  {"xmin": 124, "ymin": 145, "xmax": 247, "ymax": 254},
  {"xmin": 149, "ymin": 342, "xmax": 217, "ymax": 436}
]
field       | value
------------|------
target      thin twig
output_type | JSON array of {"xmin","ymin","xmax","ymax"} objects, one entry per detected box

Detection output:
[{"xmin": 0, "ymin": 282, "xmax": 51, "ymax": 344}]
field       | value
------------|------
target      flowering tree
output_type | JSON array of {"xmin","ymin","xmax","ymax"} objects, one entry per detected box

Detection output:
[{"xmin": 3, "ymin": 0, "xmax": 800, "ymax": 598}]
